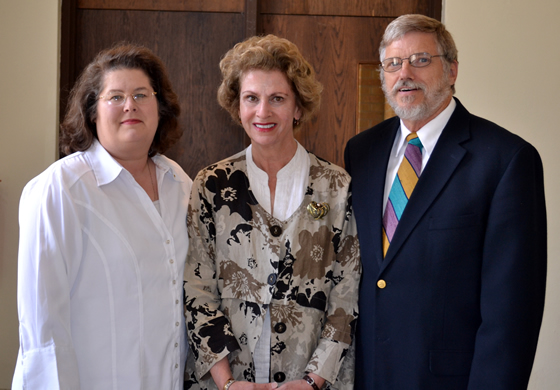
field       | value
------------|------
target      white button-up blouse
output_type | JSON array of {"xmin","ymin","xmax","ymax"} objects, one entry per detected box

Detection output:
[{"xmin": 12, "ymin": 140, "xmax": 192, "ymax": 390}]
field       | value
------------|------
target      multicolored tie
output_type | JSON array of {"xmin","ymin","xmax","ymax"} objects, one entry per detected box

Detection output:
[{"xmin": 382, "ymin": 133, "xmax": 423, "ymax": 257}]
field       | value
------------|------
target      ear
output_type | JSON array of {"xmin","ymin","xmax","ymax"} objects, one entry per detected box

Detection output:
[
  {"xmin": 448, "ymin": 60, "xmax": 459, "ymax": 85},
  {"xmin": 294, "ymin": 105, "xmax": 302, "ymax": 121}
]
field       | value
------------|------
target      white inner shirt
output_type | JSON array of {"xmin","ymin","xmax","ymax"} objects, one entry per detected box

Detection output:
[{"xmin": 246, "ymin": 141, "xmax": 310, "ymax": 382}]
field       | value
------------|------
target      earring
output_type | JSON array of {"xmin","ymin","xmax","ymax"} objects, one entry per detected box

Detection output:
[{"xmin": 293, "ymin": 118, "xmax": 300, "ymax": 127}]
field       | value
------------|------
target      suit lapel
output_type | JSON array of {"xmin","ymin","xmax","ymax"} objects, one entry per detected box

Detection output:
[{"xmin": 382, "ymin": 99, "xmax": 472, "ymax": 268}]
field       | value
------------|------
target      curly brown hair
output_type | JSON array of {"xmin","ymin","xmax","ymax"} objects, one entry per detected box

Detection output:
[
  {"xmin": 217, "ymin": 34, "xmax": 322, "ymax": 128},
  {"xmin": 60, "ymin": 43, "xmax": 181, "ymax": 157}
]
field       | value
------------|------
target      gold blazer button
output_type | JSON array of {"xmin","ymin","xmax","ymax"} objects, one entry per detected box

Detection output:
[{"xmin": 377, "ymin": 279, "xmax": 387, "ymax": 289}]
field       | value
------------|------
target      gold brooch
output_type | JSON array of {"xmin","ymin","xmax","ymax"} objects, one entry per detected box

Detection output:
[{"xmin": 307, "ymin": 201, "xmax": 330, "ymax": 220}]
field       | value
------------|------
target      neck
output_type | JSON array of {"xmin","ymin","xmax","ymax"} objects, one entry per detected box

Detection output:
[
  {"xmin": 402, "ymin": 95, "xmax": 453, "ymax": 133},
  {"xmin": 251, "ymin": 138, "xmax": 298, "ymax": 177},
  {"xmin": 116, "ymin": 155, "xmax": 151, "ymax": 176}
]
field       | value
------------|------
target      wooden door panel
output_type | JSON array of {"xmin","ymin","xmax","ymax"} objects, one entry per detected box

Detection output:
[
  {"xmin": 73, "ymin": 9, "xmax": 246, "ymax": 178},
  {"xmin": 262, "ymin": 14, "xmax": 391, "ymax": 166}
]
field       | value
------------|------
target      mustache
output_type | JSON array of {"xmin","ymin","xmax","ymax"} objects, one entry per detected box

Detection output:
[{"xmin": 390, "ymin": 80, "xmax": 426, "ymax": 94}]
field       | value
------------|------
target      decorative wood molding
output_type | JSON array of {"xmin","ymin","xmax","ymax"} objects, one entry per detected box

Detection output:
[
  {"xmin": 357, "ymin": 62, "xmax": 394, "ymax": 133},
  {"xmin": 77, "ymin": 0, "xmax": 244, "ymax": 13},
  {"xmin": 260, "ymin": 0, "xmax": 440, "ymax": 18}
]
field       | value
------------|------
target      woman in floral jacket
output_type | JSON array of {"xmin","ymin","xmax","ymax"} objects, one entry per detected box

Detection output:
[{"xmin": 184, "ymin": 35, "xmax": 361, "ymax": 390}]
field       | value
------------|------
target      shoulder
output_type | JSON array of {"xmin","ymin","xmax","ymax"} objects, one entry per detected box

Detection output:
[
  {"xmin": 194, "ymin": 149, "xmax": 247, "ymax": 181},
  {"xmin": 308, "ymin": 152, "xmax": 351, "ymax": 191},
  {"xmin": 19, "ymin": 151, "xmax": 93, "ymax": 222},
  {"xmin": 347, "ymin": 116, "xmax": 399, "ymax": 148},
  {"xmin": 191, "ymin": 150, "xmax": 248, "ymax": 197},
  {"xmin": 452, "ymin": 102, "xmax": 539, "ymax": 159},
  {"xmin": 154, "ymin": 154, "xmax": 193, "ymax": 186},
  {"xmin": 450, "ymin": 98, "xmax": 532, "ymax": 148},
  {"xmin": 22, "ymin": 151, "xmax": 91, "ymax": 199},
  {"xmin": 309, "ymin": 152, "xmax": 349, "ymax": 178},
  {"xmin": 471, "ymin": 115, "xmax": 531, "ymax": 148}
]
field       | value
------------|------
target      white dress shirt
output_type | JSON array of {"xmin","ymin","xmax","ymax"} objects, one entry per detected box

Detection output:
[
  {"xmin": 12, "ymin": 140, "xmax": 192, "ymax": 390},
  {"xmin": 383, "ymin": 98, "xmax": 456, "ymax": 212},
  {"xmin": 246, "ymin": 141, "xmax": 310, "ymax": 383}
]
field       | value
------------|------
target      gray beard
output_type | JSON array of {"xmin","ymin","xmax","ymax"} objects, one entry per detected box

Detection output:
[{"xmin": 383, "ymin": 76, "xmax": 451, "ymax": 122}]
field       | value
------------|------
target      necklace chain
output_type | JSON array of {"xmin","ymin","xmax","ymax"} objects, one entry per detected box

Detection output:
[{"xmin": 147, "ymin": 159, "xmax": 157, "ymax": 200}]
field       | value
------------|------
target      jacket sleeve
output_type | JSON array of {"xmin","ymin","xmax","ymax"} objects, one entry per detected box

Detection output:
[
  {"xmin": 184, "ymin": 171, "xmax": 240, "ymax": 378},
  {"xmin": 305, "ymin": 188, "xmax": 362, "ymax": 384},
  {"xmin": 15, "ymin": 175, "xmax": 82, "ymax": 389},
  {"xmin": 468, "ymin": 143, "xmax": 547, "ymax": 389}
]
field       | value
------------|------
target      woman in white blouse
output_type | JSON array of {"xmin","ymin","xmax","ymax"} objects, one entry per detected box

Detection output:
[
  {"xmin": 13, "ymin": 43, "xmax": 192, "ymax": 390},
  {"xmin": 185, "ymin": 35, "xmax": 361, "ymax": 390}
]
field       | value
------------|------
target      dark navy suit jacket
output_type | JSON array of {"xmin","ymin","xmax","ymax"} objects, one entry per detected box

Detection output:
[{"xmin": 344, "ymin": 98, "xmax": 547, "ymax": 389}]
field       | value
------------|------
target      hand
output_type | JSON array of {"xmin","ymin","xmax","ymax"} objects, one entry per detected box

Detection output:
[
  {"xmin": 276, "ymin": 379, "xmax": 317, "ymax": 389},
  {"xmin": 276, "ymin": 373, "xmax": 325, "ymax": 390},
  {"xmin": 211, "ymin": 357, "xmax": 277, "ymax": 390},
  {"xmin": 230, "ymin": 381, "xmax": 278, "ymax": 389}
]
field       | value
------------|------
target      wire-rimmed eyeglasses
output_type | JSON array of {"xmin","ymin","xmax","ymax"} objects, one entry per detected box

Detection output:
[
  {"xmin": 380, "ymin": 52, "xmax": 445, "ymax": 73},
  {"xmin": 98, "ymin": 91, "xmax": 157, "ymax": 106}
]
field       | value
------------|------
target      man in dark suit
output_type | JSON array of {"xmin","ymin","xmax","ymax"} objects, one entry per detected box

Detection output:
[{"xmin": 344, "ymin": 14, "xmax": 547, "ymax": 389}]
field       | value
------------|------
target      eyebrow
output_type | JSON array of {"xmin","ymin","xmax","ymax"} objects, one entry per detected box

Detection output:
[
  {"xmin": 240, "ymin": 90, "xmax": 290, "ymax": 96},
  {"xmin": 104, "ymin": 86, "xmax": 151, "ymax": 94}
]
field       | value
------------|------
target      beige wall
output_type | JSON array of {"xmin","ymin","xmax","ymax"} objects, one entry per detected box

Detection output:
[
  {"xmin": 0, "ymin": 0, "xmax": 558, "ymax": 388},
  {"xmin": 444, "ymin": 0, "xmax": 560, "ymax": 388},
  {"xmin": 0, "ymin": 0, "xmax": 60, "ymax": 388}
]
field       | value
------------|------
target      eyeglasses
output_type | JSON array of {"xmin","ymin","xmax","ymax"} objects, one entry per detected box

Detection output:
[
  {"xmin": 380, "ymin": 52, "xmax": 445, "ymax": 72},
  {"xmin": 98, "ymin": 91, "xmax": 157, "ymax": 106}
]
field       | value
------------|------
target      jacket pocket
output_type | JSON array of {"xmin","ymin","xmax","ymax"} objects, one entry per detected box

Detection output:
[{"xmin": 429, "ymin": 350, "xmax": 473, "ymax": 376}]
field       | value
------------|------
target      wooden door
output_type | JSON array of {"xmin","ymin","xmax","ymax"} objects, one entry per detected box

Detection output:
[{"xmin": 61, "ymin": 0, "xmax": 440, "ymax": 177}]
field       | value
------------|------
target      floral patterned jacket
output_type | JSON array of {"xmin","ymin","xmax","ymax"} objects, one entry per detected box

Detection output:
[{"xmin": 184, "ymin": 149, "xmax": 361, "ymax": 390}]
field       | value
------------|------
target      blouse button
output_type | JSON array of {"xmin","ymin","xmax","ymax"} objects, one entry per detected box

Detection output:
[
  {"xmin": 175, "ymin": 322, "xmax": 180, "ymax": 327},
  {"xmin": 170, "ymin": 259, "xmax": 174, "ymax": 264},
  {"xmin": 274, "ymin": 322, "xmax": 286, "ymax": 334},
  {"xmin": 267, "ymin": 273, "xmax": 277, "ymax": 285},
  {"xmin": 273, "ymin": 372, "xmax": 286, "ymax": 382},
  {"xmin": 270, "ymin": 225, "xmax": 282, "ymax": 237}
]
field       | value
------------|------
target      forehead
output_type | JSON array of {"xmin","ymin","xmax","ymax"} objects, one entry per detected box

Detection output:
[
  {"xmin": 101, "ymin": 68, "xmax": 151, "ymax": 91},
  {"xmin": 385, "ymin": 31, "xmax": 439, "ymax": 57},
  {"xmin": 240, "ymin": 69, "xmax": 292, "ymax": 92}
]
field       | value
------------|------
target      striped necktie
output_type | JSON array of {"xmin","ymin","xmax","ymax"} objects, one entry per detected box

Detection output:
[{"xmin": 382, "ymin": 132, "xmax": 423, "ymax": 257}]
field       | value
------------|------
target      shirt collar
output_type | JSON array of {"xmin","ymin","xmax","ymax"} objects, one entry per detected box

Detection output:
[
  {"xmin": 246, "ymin": 140, "xmax": 306, "ymax": 180},
  {"xmin": 86, "ymin": 140, "xmax": 124, "ymax": 186},
  {"xmin": 86, "ymin": 139, "xmax": 184, "ymax": 186},
  {"xmin": 395, "ymin": 98, "xmax": 456, "ymax": 156}
]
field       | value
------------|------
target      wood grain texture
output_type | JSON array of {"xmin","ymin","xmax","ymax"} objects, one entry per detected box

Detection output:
[
  {"xmin": 357, "ymin": 63, "xmax": 386, "ymax": 133},
  {"xmin": 77, "ymin": 0, "xmax": 244, "ymax": 13},
  {"xmin": 261, "ymin": 14, "xmax": 392, "ymax": 167},
  {"xmin": 260, "ymin": 0, "xmax": 441, "ymax": 19},
  {"xmin": 74, "ymin": 9, "xmax": 247, "ymax": 178}
]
